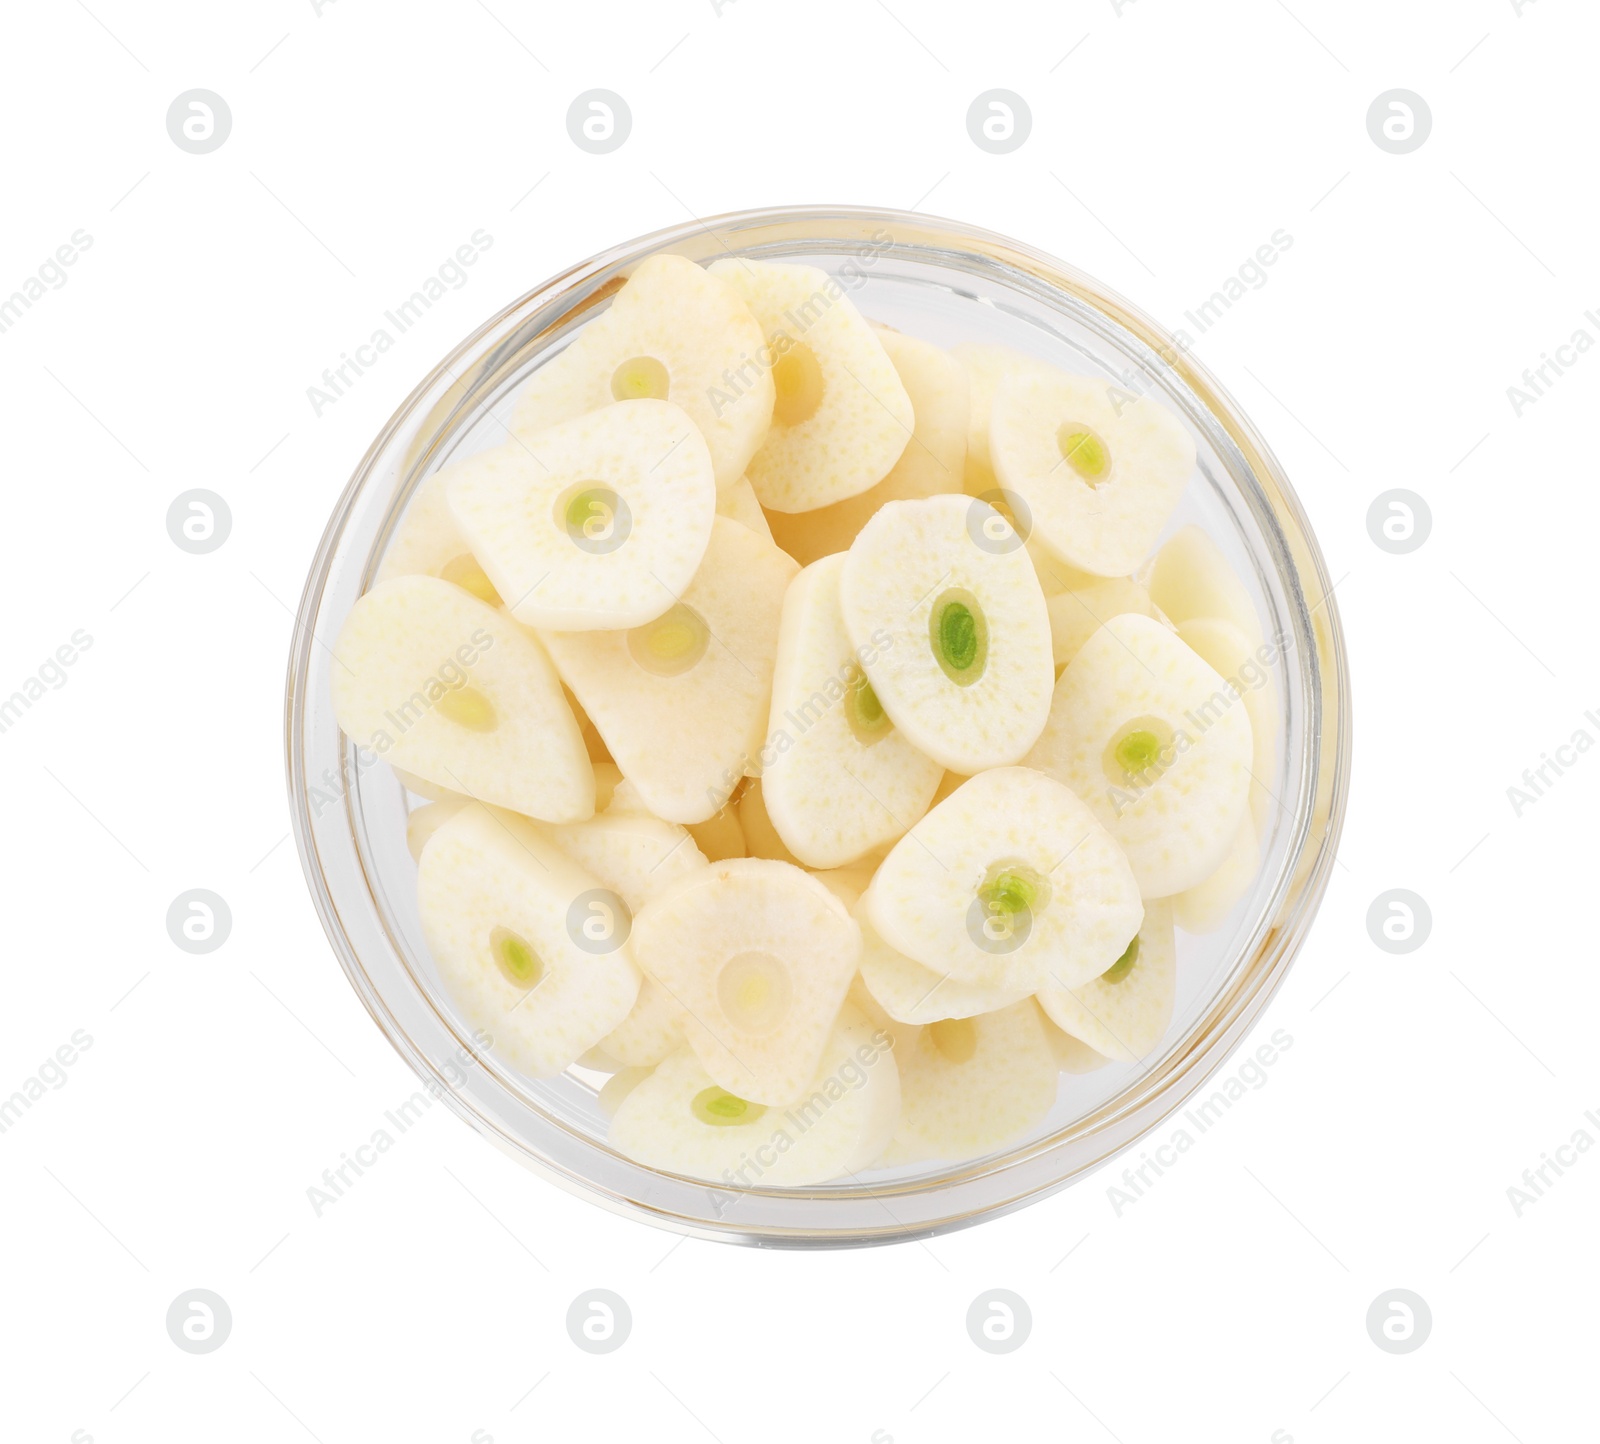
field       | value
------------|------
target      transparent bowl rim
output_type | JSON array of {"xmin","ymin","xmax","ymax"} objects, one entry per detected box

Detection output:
[{"xmin": 284, "ymin": 203, "xmax": 1352, "ymax": 1247}]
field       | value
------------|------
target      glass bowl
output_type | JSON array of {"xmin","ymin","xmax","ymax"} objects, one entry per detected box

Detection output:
[{"xmin": 285, "ymin": 205, "xmax": 1350, "ymax": 1246}]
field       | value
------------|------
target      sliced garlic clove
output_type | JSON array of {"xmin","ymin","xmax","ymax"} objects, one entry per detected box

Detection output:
[
  {"xmin": 417, "ymin": 806, "xmax": 639, "ymax": 1078},
  {"xmin": 762, "ymin": 553, "xmax": 943, "ymax": 867},
  {"xmin": 857, "ymin": 911, "xmax": 1034, "ymax": 1025},
  {"xmin": 628, "ymin": 857, "xmax": 861, "ymax": 1105},
  {"xmin": 512, "ymin": 252, "xmax": 773, "ymax": 490},
  {"xmin": 877, "ymin": 1000, "xmax": 1057, "ymax": 1166},
  {"xmin": 1145, "ymin": 524, "xmax": 1262, "ymax": 643},
  {"xmin": 709, "ymin": 258, "xmax": 914, "ymax": 513},
  {"xmin": 541, "ymin": 518, "xmax": 797, "ymax": 823},
  {"xmin": 839, "ymin": 494, "xmax": 1054, "ymax": 773},
  {"xmin": 447, "ymin": 400, "xmax": 716, "ymax": 632},
  {"xmin": 1025, "ymin": 612, "xmax": 1252, "ymax": 897},
  {"xmin": 1036, "ymin": 898, "xmax": 1176, "ymax": 1062},
  {"xmin": 331, "ymin": 575, "xmax": 593, "ymax": 822},
  {"xmin": 862, "ymin": 766, "xmax": 1143, "ymax": 993},
  {"xmin": 1176, "ymin": 615, "xmax": 1279, "ymax": 835},
  {"xmin": 1171, "ymin": 812, "xmax": 1260, "ymax": 934},
  {"xmin": 989, "ymin": 369, "xmax": 1195, "ymax": 577},
  {"xmin": 766, "ymin": 328, "xmax": 968, "ymax": 564},
  {"xmin": 608, "ymin": 1003, "xmax": 898, "ymax": 1185},
  {"xmin": 716, "ymin": 475, "xmax": 774, "ymax": 540}
]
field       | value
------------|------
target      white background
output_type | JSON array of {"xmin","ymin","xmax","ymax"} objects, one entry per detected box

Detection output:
[{"xmin": 1, "ymin": 1, "xmax": 1594, "ymax": 1440}]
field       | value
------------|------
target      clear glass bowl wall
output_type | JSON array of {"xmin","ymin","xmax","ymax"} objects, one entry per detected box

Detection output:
[{"xmin": 287, "ymin": 207, "xmax": 1350, "ymax": 1245}]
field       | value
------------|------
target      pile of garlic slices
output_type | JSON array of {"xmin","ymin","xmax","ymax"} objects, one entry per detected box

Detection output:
[{"xmin": 332, "ymin": 252, "xmax": 1279, "ymax": 1187}]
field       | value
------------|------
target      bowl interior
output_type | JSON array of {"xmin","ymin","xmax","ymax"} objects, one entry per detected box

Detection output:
[{"xmin": 290, "ymin": 208, "xmax": 1345, "ymax": 1243}]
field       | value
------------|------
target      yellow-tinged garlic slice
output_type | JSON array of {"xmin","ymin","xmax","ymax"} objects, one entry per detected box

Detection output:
[
  {"xmin": 1171, "ymin": 813, "xmax": 1260, "ymax": 934},
  {"xmin": 513, "ymin": 252, "xmax": 773, "ymax": 490},
  {"xmin": 446, "ymin": 400, "xmax": 716, "ymax": 632},
  {"xmin": 1176, "ymin": 615, "xmax": 1279, "ymax": 835},
  {"xmin": 628, "ymin": 857, "xmax": 860, "ymax": 1105},
  {"xmin": 375, "ymin": 470, "xmax": 503, "ymax": 608},
  {"xmin": 1045, "ymin": 576, "xmax": 1163, "ymax": 670},
  {"xmin": 1025, "ymin": 613, "xmax": 1252, "ymax": 897},
  {"xmin": 709, "ymin": 258, "xmax": 914, "ymax": 513},
  {"xmin": 989, "ymin": 368, "xmax": 1195, "ymax": 577},
  {"xmin": 948, "ymin": 341, "xmax": 1058, "ymax": 476},
  {"xmin": 417, "ymin": 807, "xmax": 639, "ymax": 1078},
  {"xmin": 766, "ymin": 329, "xmax": 967, "ymax": 563},
  {"xmin": 878, "ymin": 999, "xmax": 1057, "ymax": 1165},
  {"xmin": 762, "ymin": 554, "xmax": 942, "ymax": 868},
  {"xmin": 609, "ymin": 1003, "xmax": 898, "ymax": 1185},
  {"xmin": 1145, "ymin": 524, "xmax": 1262, "ymax": 643},
  {"xmin": 716, "ymin": 475, "xmax": 773, "ymax": 540},
  {"xmin": 541, "ymin": 518, "xmax": 797, "ymax": 824},
  {"xmin": 331, "ymin": 575, "xmax": 592, "ymax": 822}
]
